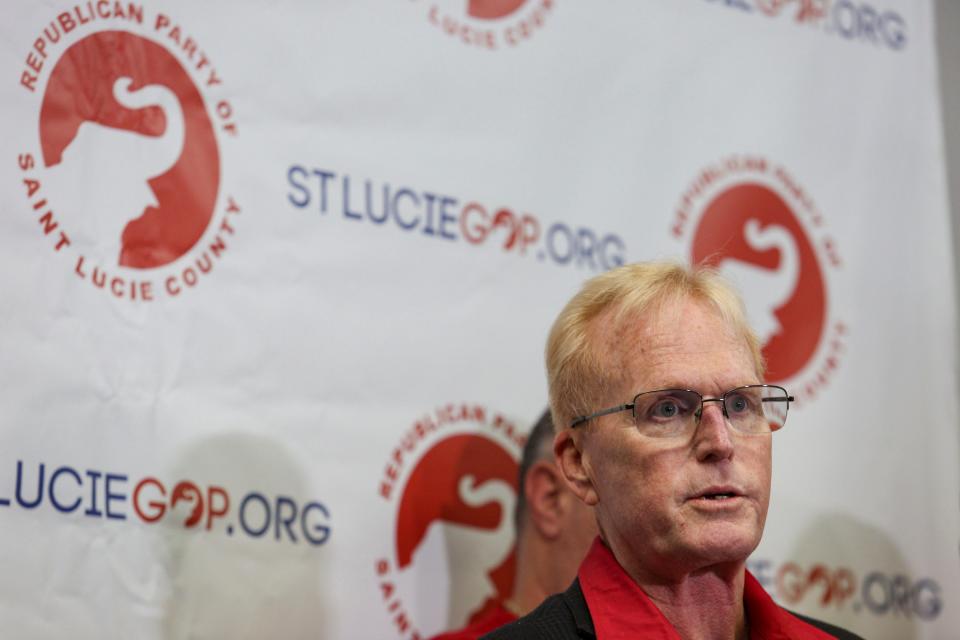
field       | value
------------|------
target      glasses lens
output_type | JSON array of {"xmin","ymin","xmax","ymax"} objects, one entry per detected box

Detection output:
[
  {"xmin": 726, "ymin": 385, "xmax": 790, "ymax": 432},
  {"xmin": 632, "ymin": 389, "xmax": 701, "ymax": 437},
  {"xmin": 723, "ymin": 386, "xmax": 768, "ymax": 433},
  {"xmin": 760, "ymin": 385, "xmax": 789, "ymax": 430}
]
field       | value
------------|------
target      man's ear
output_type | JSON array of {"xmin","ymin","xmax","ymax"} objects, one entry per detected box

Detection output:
[
  {"xmin": 524, "ymin": 460, "xmax": 564, "ymax": 539},
  {"xmin": 554, "ymin": 429, "xmax": 599, "ymax": 506}
]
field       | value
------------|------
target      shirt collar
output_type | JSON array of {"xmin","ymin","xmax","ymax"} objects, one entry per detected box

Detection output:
[
  {"xmin": 577, "ymin": 537, "xmax": 827, "ymax": 640},
  {"xmin": 578, "ymin": 537, "xmax": 681, "ymax": 640}
]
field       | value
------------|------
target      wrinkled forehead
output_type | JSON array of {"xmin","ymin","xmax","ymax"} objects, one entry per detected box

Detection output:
[{"xmin": 589, "ymin": 296, "xmax": 757, "ymax": 395}]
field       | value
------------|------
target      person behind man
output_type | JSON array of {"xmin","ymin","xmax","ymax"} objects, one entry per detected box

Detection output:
[
  {"xmin": 484, "ymin": 262, "xmax": 861, "ymax": 639},
  {"xmin": 431, "ymin": 409, "xmax": 598, "ymax": 640}
]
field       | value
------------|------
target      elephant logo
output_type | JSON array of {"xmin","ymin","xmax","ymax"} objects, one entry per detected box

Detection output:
[
  {"xmin": 394, "ymin": 434, "xmax": 518, "ymax": 635},
  {"xmin": 691, "ymin": 182, "xmax": 827, "ymax": 382},
  {"xmin": 468, "ymin": 0, "xmax": 528, "ymax": 19},
  {"xmin": 38, "ymin": 30, "xmax": 220, "ymax": 269}
]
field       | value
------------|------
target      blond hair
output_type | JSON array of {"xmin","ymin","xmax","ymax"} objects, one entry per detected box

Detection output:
[{"xmin": 546, "ymin": 262, "xmax": 764, "ymax": 431}]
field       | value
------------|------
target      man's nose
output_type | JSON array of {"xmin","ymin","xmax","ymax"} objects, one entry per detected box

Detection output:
[{"xmin": 693, "ymin": 401, "xmax": 735, "ymax": 462}]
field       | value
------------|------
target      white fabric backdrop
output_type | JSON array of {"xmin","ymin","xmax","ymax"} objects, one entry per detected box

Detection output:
[{"xmin": 0, "ymin": 1, "xmax": 956, "ymax": 638}]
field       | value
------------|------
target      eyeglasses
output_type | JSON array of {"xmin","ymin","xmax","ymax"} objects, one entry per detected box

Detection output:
[{"xmin": 570, "ymin": 385, "xmax": 794, "ymax": 437}]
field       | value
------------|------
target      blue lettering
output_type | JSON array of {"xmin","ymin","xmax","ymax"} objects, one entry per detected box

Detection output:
[
  {"xmin": 49, "ymin": 466, "xmax": 82, "ymax": 513},
  {"xmin": 15, "ymin": 461, "xmax": 44, "ymax": 509},
  {"xmin": 239, "ymin": 492, "xmax": 271, "ymax": 538},
  {"xmin": 833, "ymin": 1, "xmax": 859, "ymax": 40},
  {"xmin": 704, "ymin": 0, "xmax": 752, "ymax": 10},
  {"xmin": 438, "ymin": 196, "xmax": 458, "ymax": 241},
  {"xmin": 546, "ymin": 223, "xmax": 574, "ymax": 265},
  {"xmin": 393, "ymin": 188, "xmax": 420, "ymax": 230},
  {"xmin": 275, "ymin": 495, "xmax": 298, "ymax": 542},
  {"xmin": 863, "ymin": 571, "xmax": 891, "ymax": 614},
  {"xmin": 576, "ymin": 228, "xmax": 597, "ymax": 269},
  {"xmin": 84, "ymin": 470, "xmax": 102, "ymax": 517},
  {"xmin": 312, "ymin": 169, "xmax": 335, "ymax": 213},
  {"xmin": 913, "ymin": 579, "xmax": 942, "ymax": 620},
  {"xmin": 724, "ymin": 0, "xmax": 752, "ymax": 11},
  {"xmin": 367, "ymin": 182, "xmax": 389, "ymax": 224},
  {"xmin": 600, "ymin": 234, "xmax": 627, "ymax": 269},
  {"xmin": 857, "ymin": 5, "xmax": 879, "ymax": 43},
  {"xmin": 301, "ymin": 502, "xmax": 331, "ymax": 546},
  {"xmin": 105, "ymin": 473, "xmax": 127, "ymax": 520},
  {"xmin": 748, "ymin": 559, "xmax": 773, "ymax": 589},
  {"xmin": 286, "ymin": 165, "xmax": 310, "ymax": 208},
  {"xmin": 422, "ymin": 193, "xmax": 437, "ymax": 236},
  {"xmin": 891, "ymin": 574, "xmax": 912, "ymax": 615},
  {"xmin": 342, "ymin": 176, "xmax": 363, "ymax": 220},
  {"xmin": 880, "ymin": 12, "xmax": 906, "ymax": 50}
]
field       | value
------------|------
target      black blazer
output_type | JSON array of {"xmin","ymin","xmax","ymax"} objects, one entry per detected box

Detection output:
[{"xmin": 480, "ymin": 579, "xmax": 865, "ymax": 640}]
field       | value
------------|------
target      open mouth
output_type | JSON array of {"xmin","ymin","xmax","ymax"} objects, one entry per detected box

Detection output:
[{"xmin": 690, "ymin": 487, "xmax": 743, "ymax": 502}]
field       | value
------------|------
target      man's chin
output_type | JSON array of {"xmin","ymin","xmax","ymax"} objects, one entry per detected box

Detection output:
[{"xmin": 686, "ymin": 523, "xmax": 762, "ymax": 566}]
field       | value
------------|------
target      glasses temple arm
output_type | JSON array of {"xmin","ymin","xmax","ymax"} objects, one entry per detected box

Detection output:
[{"xmin": 570, "ymin": 403, "xmax": 634, "ymax": 428}]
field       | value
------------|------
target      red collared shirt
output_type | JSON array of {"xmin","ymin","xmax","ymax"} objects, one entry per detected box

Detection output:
[{"xmin": 578, "ymin": 538, "xmax": 834, "ymax": 639}]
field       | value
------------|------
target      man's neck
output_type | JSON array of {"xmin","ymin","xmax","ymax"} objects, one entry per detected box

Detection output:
[
  {"xmin": 641, "ymin": 566, "xmax": 747, "ymax": 640},
  {"xmin": 607, "ymin": 536, "xmax": 749, "ymax": 640}
]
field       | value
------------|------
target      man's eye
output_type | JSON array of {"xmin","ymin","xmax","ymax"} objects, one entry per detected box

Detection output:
[
  {"xmin": 726, "ymin": 393, "xmax": 754, "ymax": 415},
  {"xmin": 651, "ymin": 400, "xmax": 683, "ymax": 419}
]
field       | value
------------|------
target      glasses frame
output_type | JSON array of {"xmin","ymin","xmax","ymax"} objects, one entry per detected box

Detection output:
[{"xmin": 569, "ymin": 384, "xmax": 795, "ymax": 433}]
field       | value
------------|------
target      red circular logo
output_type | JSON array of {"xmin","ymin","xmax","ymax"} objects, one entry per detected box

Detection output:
[
  {"xmin": 691, "ymin": 182, "xmax": 826, "ymax": 382},
  {"xmin": 40, "ymin": 31, "xmax": 219, "ymax": 269},
  {"xmin": 396, "ymin": 434, "xmax": 517, "ymax": 631},
  {"xmin": 376, "ymin": 405, "xmax": 524, "ymax": 638},
  {"xmin": 420, "ymin": 0, "xmax": 554, "ymax": 50},
  {"xmin": 468, "ymin": 0, "xmax": 529, "ymax": 19}
]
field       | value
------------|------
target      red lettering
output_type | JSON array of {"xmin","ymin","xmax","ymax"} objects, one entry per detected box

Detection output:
[
  {"xmin": 165, "ymin": 275, "xmax": 180, "ymax": 296},
  {"xmin": 170, "ymin": 481, "xmax": 204, "ymax": 528},
  {"xmin": 133, "ymin": 477, "xmax": 167, "ymax": 522},
  {"xmin": 777, "ymin": 562, "xmax": 805, "ymax": 603},
  {"xmin": 209, "ymin": 235, "xmax": 227, "ymax": 259},
  {"xmin": 55, "ymin": 232, "xmax": 70, "ymax": 251},
  {"xmin": 205, "ymin": 486, "xmax": 229, "ymax": 530},
  {"xmin": 18, "ymin": 154, "xmax": 34, "ymax": 171},
  {"xmin": 39, "ymin": 211, "xmax": 58, "ymax": 235},
  {"xmin": 26, "ymin": 52, "xmax": 42, "ymax": 73},
  {"xmin": 216, "ymin": 100, "xmax": 232, "ymax": 119},
  {"xmin": 154, "ymin": 13, "xmax": 170, "ymax": 31},
  {"xmin": 74, "ymin": 5, "xmax": 92, "ymax": 25},
  {"xmin": 517, "ymin": 214, "xmax": 540, "ymax": 254},
  {"xmin": 182, "ymin": 37, "xmax": 198, "ymax": 59},
  {"xmin": 58, "ymin": 12, "xmax": 77, "ymax": 34},
  {"xmin": 33, "ymin": 37, "xmax": 47, "ymax": 60}
]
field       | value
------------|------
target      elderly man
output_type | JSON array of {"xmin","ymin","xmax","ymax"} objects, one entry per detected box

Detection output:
[
  {"xmin": 432, "ymin": 410, "xmax": 598, "ymax": 640},
  {"xmin": 484, "ymin": 262, "xmax": 860, "ymax": 639}
]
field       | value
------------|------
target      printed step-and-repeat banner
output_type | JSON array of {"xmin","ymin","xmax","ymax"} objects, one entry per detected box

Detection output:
[{"xmin": 1, "ymin": 1, "xmax": 956, "ymax": 638}]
